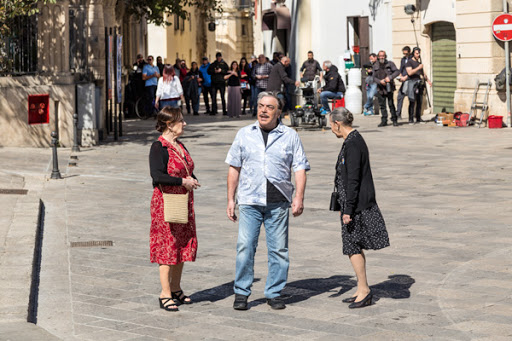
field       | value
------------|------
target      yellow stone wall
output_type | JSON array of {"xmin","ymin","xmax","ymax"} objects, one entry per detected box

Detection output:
[{"xmin": 392, "ymin": 0, "xmax": 512, "ymax": 124}]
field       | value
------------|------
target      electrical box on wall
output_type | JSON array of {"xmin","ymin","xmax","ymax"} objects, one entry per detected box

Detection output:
[{"xmin": 28, "ymin": 94, "xmax": 50, "ymax": 125}]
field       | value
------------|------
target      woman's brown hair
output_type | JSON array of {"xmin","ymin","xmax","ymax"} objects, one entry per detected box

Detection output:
[{"xmin": 155, "ymin": 107, "xmax": 182, "ymax": 133}]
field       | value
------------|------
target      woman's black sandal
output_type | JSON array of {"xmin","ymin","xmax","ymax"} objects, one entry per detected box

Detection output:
[
  {"xmin": 159, "ymin": 297, "xmax": 179, "ymax": 311},
  {"xmin": 171, "ymin": 290, "xmax": 192, "ymax": 305}
]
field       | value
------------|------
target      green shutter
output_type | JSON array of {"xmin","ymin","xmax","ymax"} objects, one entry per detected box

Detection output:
[{"xmin": 432, "ymin": 22, "xmax": 457, "ymax": 114}]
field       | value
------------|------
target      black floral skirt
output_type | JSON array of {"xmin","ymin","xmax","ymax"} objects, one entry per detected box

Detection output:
[{"xmin": 341, "ymin": 204, "xmax": 390, "ymax": 255}]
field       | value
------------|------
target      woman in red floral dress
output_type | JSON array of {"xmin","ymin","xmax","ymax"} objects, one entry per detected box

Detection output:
[{"xmin": 149, "ymin": 107, "xmax": 200, "ymax": 312}]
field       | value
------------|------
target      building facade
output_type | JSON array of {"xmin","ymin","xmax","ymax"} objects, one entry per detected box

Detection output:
[
  {"xmin": 392, "ymin": 0, "xmax": 511, "ymax": 123},
  {"xmin": 147, "ymin": 0, "xmax": 254, "ymax": 68},
  {"xmin": 0, "ymin": 0, "xmax": 147, "ymax": 148}
]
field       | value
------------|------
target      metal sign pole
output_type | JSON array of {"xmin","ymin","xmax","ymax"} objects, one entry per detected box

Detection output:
[{"xmin": 506, "ymin": 0, "xmax": 512, "ymax": 128}]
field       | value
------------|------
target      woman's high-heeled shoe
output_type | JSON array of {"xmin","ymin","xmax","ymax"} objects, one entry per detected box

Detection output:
[
  {"xmin": 342, "ymin": 296, "xmax": 357, "ymax": 304},
  {"xmin": 348, "ymin": 291, "xmax": 372, "ymax": 309}
]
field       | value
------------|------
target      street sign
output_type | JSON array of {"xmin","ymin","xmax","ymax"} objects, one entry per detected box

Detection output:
[{"xmin": 492, "ymin": 14, "xmax": 512, "ymax": 41}]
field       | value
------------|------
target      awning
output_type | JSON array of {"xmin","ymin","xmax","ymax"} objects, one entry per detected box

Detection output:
[{"xmin": 262, "ymin": 4, "xmax": 291, "ymax": 31}]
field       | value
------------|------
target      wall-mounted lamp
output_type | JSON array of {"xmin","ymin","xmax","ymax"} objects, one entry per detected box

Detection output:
[{"xmin": 404, "ymin": 4, "xmax": 416, "ymax": 16}]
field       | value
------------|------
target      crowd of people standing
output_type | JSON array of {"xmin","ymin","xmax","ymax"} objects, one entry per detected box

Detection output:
[{"xmin": 133, "ymin": 51, "xmax": 303, "ymax": 119}]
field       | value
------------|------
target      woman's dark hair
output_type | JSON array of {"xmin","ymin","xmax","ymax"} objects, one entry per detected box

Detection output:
[
  {"xmin": 330, "ymin": 107, "xmax": 354, "ymax": 127},
  {"xmin": 230, "ymin": 61, "xmax": 239, "ymax": 71},
  {"xmin": 156, "ymin": 107, "xmax": 183, "ymax": 132},
  {"xmin": 239, "ymin": 57, "xmax": 250, "ymax": 74},
  {"xmin": 162, "ymin": 64, "xmax": 175, "ymax": 83},
  {"xmin": 190, "ymin": 61, "xmax": 198, "ymax": 71}
]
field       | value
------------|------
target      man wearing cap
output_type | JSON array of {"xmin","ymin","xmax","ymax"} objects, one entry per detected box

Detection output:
[
  {"xmin": 207, "ymin": 52, "xmax": 229, "ymax": 115},
  {"xmin": 200, "ymin": 57, "xmax": 213, "ymax": 114}
]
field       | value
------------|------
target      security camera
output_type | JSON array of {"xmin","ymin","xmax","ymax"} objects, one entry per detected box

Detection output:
[{"xmin": 404, "ymin": 4, "xmax": 416, "ymax": 15}]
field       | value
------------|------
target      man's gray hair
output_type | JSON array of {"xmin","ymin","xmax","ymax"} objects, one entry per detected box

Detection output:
[
  {"xmin": 257, "ymin": 91, "xmax": 284, "ymax": 110},
  {"xmin": 323, "ymin": 60, "xmax": 332, "ymax": 68},
  {"xmin": 330, "ymin": 107, "xmax": 354, "ymax": 127}
]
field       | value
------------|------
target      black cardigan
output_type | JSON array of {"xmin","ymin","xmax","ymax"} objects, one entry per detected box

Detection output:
[
  {"xmin": 336, "ymin": 130, "xmax": 376, "ymax": 215},
  {"xmin": 149, "ymin": 141, "xmax": 196, "ymax": 188}
]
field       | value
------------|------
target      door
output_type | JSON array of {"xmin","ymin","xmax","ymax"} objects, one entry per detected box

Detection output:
[{"xmin": 432, "ymin": 22, "xmax": 457, "ymax": 113}]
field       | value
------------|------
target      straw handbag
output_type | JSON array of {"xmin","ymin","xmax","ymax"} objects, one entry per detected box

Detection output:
[{"xmin": 159, "ymin": 147, "xmax": 191, "ymax": 224}]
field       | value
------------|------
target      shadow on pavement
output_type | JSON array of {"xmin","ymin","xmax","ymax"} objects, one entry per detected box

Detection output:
[{"xmin": 190, "ymin": 274, "xmax": 415, "ymax": 307}]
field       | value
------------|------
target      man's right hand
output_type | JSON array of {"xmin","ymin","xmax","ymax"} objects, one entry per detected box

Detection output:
[
  {"xmin": 295, "ymin": 81, "xmax": 300, "ymax": 87},
  {"xmin": 227, "ymin": 200, "xmax": 237, "ymax": 222}
]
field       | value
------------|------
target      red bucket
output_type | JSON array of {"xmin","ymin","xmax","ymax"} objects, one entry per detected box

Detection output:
[{"xmin": 488, "ymin": 115, "xmax": 503, "ymax": 129}]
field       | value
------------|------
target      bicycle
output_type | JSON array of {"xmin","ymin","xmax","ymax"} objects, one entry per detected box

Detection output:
[{"xmin": 135, "ymin": 96, "xmax": 158, "ymax": 120}]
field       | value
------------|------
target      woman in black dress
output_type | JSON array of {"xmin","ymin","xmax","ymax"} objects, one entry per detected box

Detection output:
[{"xmin": 330, "ymin": 107, "xmax": 390, "ymax": 309}]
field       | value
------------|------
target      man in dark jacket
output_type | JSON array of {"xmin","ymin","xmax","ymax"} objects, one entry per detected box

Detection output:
[
  {"xmin": 318, "ymin": 61, "xmax": 345, "ymax": 113},
  {"xmin": 372, "ymin": 50, "xmax": 400, "ymax": 127},
  {"xmin": 300, "ymin": 51, "xmax": 323, "ymax": 82},
  {"xmin": 207, "ymin": 52, "xmax": 229, "ymax": 115},
  {"xmin": 396, "ymin": 46, "xmax": 411, "ymax": 119},
  {"xmin": 266, "ymin": 56, "xmax": 300, "ymax": 93}
]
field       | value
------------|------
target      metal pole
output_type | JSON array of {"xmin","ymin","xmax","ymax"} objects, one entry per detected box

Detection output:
[
  {"xmin": 119, "ymin": 102, "xmax": 123, "ymax": 137},
  {"xmin": 50, "ymin": 132, "xmax": 62, "ymax": 179},
  {"xmin": 104, "ymin": 26, "xmax": 110, "ymax": 135},
  {"xmin": 113, "ymin": 27, "xmax": 118, "ymax": 141},
  {"xmin": 109, "ymin": 27, "xmax": 113, "ymax": 133},
  {"xmin": 72, "ymin": 84, "xmax": 80, "ymax": 152},
  {"xmin": 506, "ymin": 0, "xmax": 512, "ymax": 127}
]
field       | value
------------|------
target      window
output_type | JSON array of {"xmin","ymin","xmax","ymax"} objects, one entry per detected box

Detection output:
[
  {"xmin": 0, "ymin": 14, "xmax": 38, "ymax": 75},
  {"xmin": 174, "ymin": 14, "xmax": 179, "ymax": 31},
  {"xmin": 242, "ymin": 24, "xmax": 246, "ymax": 36}
]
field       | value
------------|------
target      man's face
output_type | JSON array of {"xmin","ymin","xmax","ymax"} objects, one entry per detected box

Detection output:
[
  {"xmin": 157, "ymin": 57, "xmax": 162, "ymax": 64},
  {"xmin": 322, "ymin": 63, "xmax": 329, "ymax": 72},
  {"xmin": 181, "ymin": 61, "xmax": 185, "ymax": 67},
  {"xmin": 413, "ymin": 50, "xmax": 420, "ymax": 59},
  {"xmin": 258, "ymin": 55, "xmax": 266, "ymax": 63},
  {"xmin": 216, "ymin": 56, "xmax": 222, "ymax": 62},
  {"xmin": 403, "ymin": 50, "xmax": 409, "ymax": 58},
  {"xmin": 378, "ymin": 52, "xmax": 386, "ymax": 63},
  {"xmin": 147, "ymin": 56, "xmax": 153, "ymax": 65},
  {"xmin": 137, "ymin": 56, "xmax": 144, "ymax": 63},
  {"xmin": 308, "ymin": 53, "xmax": 313, "ymax": 60},
  {"xmin": 203, "ymin": 59, "xmax": 208, "ymax": 65},
  {"xmin": 282, "ymin": 58, "xmax": 290, "ymax": 67},
  {"xmin": 257, "ymin": 96, "xmax": 280, "ymax": 130},
  {"xmin": 369, "ymin": 55, "xmax": 377, "ymax": 63}
]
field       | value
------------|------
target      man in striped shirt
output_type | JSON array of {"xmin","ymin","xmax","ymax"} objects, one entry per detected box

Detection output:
[{"xmin": 251, "ymin": 54, "xmax": 273, "ymax": 116}]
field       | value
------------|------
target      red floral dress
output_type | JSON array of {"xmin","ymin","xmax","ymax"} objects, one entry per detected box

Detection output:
[{"xmin": 150, "ymin": 136, "xmax": 197, "ymax": 265}]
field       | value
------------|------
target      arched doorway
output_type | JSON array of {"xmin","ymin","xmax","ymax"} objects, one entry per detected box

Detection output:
[{"xmin": 431, "ymin": 21, "xmax": 457, "ymax": 113}]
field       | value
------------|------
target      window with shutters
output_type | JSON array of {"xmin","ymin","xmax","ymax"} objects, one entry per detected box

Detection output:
[{"xmin": 432, "ymin": 22, "xmax": 457, "ymax": 113}]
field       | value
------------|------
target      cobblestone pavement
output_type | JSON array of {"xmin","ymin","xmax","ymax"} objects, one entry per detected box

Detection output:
[{"xmin": 2, "ymin": 113, "xmax": 512, "ymax": 340}]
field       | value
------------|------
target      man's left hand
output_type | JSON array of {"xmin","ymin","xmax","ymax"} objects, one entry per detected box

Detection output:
[
  {"xmin": 292, "ymin": 197, "xmax": 304, "ymax": 217},
  {"xmin": 342, "ymin": 214, "xmax": 352, "ymax": 225},
  {"xmin": 380, "ymin": 79, "xmax": 386, "ymax": 85}
]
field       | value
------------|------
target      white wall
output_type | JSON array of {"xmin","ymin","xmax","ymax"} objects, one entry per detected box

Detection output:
[
  {"xmin": 310, "ymin": 0, "xmax": 393, "ymax": 66},
  {"xmin": 147, "ymin": 23, "xmax": 168, "ymax": 61}
]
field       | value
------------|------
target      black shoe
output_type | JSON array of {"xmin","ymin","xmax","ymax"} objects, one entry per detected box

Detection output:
[
  {"xmin": 408, "ymin": 120, "xmax": 414, "ymax": 125},
  {"xmin": 348, "ymin": 291, "xmax": 373, "ymax": 309},
  {"xmin": 341, "ymin": 296, "xmax": 357, "ymax": 304},
  {"xmin": 223, "ymin": 111, "xmax": 228, "ymax": 116},
  {"xmin": 205, "ymin": 110, "xmax": 212, "ymax": 115},
  {"xmin": 233, "ymin": 294, "xmax": 248, "ymax": 310},
  {"xmin": 378, "ymin": 122, "xmax": 387, "ymax": 127},
  {"xmin": 266, "ymin": 297, "xmax": 286, "ymax": 310},
  {"xmin": 392, "ymin": 121, "xmax": 398, "ymax": 127},
  {"xmin": 416, "ymin": 119, "xmax": 427, "ymax": 124},
  {"xmin": 210, "ymin": 112, "xmax": 218, "ymax": 116}
]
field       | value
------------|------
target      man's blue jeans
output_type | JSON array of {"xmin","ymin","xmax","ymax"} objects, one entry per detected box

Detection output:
[
  {"xmin": 320, "ymin": 91, "xmax": 343, "ymax": 111},
  {"xmin": 364, "ymin": 83, "xmax": 378, "ymax": 113},
  {"xmin": 234, "ymin": 202, "xmax": 290, "ymax": 299}
]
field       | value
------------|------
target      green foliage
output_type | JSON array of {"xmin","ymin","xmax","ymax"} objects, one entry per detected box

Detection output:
[
  {"xmin": 124, "ymin": 0, "xmax": 223, "ymax": 26},
  {"xmin": 0, "ymin": 0, "xmax": 56, "ymax": 36}
]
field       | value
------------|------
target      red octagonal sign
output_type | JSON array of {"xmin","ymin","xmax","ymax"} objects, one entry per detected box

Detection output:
[{"xmin": 493, "ymin": 14, "xmax": 512, "ymax": 41}]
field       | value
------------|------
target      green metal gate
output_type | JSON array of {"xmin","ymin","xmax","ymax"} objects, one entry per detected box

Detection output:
[{"xmin": 432, "ymin": 22, "xmax": 457, "ymax": 114}]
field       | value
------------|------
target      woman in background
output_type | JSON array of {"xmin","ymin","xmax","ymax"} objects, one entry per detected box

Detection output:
[{"xmin": 225, "ymin": 61, "xmax": 241, "ymax": 118}]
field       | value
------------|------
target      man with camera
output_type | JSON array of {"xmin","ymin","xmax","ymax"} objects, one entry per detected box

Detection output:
[
  {"xmin": 372, "ymin": 50, "xmax": 400, "ymax": 127},
  {"xmin": 207, "ymin": 52, "xmax": 229, "ymax": 115},
  {"xmin": 396, "ymin": 46, "xmax": 411, "ymax": 119}
]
